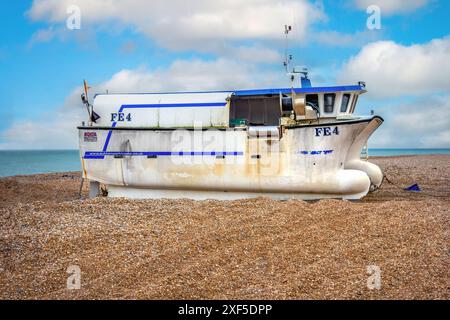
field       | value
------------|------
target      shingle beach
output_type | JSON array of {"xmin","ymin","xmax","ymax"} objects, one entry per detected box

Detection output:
[{"xmin": 1, "ymin": 155, "xmax": 449, "ymax": 299}]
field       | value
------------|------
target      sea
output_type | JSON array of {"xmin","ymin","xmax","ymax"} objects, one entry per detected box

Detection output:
[{"xmin": 0, "ymin": 149, "xmax": 449, "ymax": 178}]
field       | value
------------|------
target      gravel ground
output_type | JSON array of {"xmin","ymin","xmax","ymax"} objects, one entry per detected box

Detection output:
[{"xmin": 0, "ymin": 155, "xmax": 449, "ymax": 300}]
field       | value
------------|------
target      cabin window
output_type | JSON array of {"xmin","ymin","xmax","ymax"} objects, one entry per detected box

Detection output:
[
  {"xmin": 305, "ymin": 94, "xmax": 319, "ymax": 110},
  {"xmin": 324, "ymin": 93, "xmax": 336, "ymax": 113},
  {"xmin": 340, "ymin": 94, "xmax": 351, "ymax": 112}
]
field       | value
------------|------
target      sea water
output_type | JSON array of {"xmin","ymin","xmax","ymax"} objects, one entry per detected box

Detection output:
[
  {"xmin": 0, "ymin": 149, "xmax": 449, "ymax": 178},
  {"xmin": 0, "ymin": 150, "xmax": 81, "ymax": 177},
  {"xmin": 368, "ymin": 148, "xmax": 450, "ymax": 157}
]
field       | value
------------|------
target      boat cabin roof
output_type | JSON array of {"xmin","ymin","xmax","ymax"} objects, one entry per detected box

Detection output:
[
  {"xmin": 94, "ymin": 84, "xmax": 366, "ymax": 98},
  {"xmin": 234, "ymin": 85, "xmax": 365, "ymax": 96}
]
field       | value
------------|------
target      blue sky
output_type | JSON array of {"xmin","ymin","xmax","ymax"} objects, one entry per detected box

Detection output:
[{"xmin": 0, "ymin": 0, "xmax": 449, "ymax": 149}]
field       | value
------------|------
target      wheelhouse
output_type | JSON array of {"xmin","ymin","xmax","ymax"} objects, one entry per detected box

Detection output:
[{"xmin": 229, "ymin": 84, "xmax": 366, "ymax": 127}]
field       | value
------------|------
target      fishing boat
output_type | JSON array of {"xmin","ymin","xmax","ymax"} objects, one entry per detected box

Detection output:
[
  {"xmin": 78, "ymin": 26, "xmax": 383, "ymax": 200},
  {"xmin": 78, "ymin": 72, "xmax": 383, "ymax": 200}
]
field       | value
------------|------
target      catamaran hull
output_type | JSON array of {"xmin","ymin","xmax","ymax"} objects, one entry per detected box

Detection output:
[{"xmin": 78, "ymin": 117, "xmax": 383, "ymax": 200}]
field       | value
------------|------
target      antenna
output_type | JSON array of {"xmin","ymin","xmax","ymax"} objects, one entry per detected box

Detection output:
[
  {"xmin": 283, "ymin": 25, "xmax": 300, "ymax": 89},
  {"xmin": 283, "ymin": 25, "xmax": 292, "ymax": 73},
  {"xmin": 282, "ymin": 25, "xmax": 312, "ymax": 89}
]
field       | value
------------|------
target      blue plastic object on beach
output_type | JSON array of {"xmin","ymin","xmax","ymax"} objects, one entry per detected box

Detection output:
[{"xmin": 404, "ymin": 184, "xmax": 421, "ymax": 192}]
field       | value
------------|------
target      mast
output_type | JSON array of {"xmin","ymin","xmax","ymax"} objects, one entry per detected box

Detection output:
[
  {"xmin": 283, "ymin": 25, "xmax": 292, "ymax": 75},
  {"xmin": 283, "ymin": 25, "xmax": 310, "ymax": 89}
]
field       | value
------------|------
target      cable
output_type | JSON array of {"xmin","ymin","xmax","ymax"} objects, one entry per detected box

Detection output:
[{"xmin": 382, "ymin": 173, "xmax": 449, "ymax": 199}]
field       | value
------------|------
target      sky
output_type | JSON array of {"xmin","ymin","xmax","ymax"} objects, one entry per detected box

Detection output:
[{"xmin": 0, "ymin": 0, "xmax": 449, "ymax": 149}]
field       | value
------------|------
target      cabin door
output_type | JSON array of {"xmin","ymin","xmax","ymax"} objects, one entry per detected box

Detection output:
[{"xmin": 247, "ymin": 126, "xmax": 283, "ymax": 176}]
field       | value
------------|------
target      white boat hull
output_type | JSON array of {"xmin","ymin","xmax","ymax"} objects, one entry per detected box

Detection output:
[{"xmin": 78, "ymin": 117, "xmax": 383, "ymax": 200}]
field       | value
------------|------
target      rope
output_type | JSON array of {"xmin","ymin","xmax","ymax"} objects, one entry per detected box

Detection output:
[
  {"xmin": 383, "ymin": 174, "xmax": 405, "ymax": 190},
  {"xmin": 382, "ymin": 173, "xmax": 449, "ymax": 199}
]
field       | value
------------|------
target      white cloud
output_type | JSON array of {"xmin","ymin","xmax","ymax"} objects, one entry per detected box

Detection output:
[
  {"xmin": 119, "ymin": 40, "xmax": 137, "ymax": 54},
  {"xmin": 0, "ymin": 58, "xmax": 286, "ymax": 149},
  {"xmin": 28, "ymin": 25, "xmax": 98, "ymax": 48},
  {"xmin": 338, "ymin": 37, "xmax": 450, "ymax": 98},
  {"xmin": 98, "ymin": 59, "xmax": 285, "ymax": 93},
  {"xmin": 313, "ymin": 30, "xmax": 382, "ymax": 48},
  {"xmin": 27, "ymin": 0, "xmax": 325, "ymax": 51},
  {"xmin": 0, "ymin": 90, "xmax": 85, "ymax": 150},
  {"xmin": 28, "ymin": 27, "xmax": 56, "ymax": 47},
  {"xmin": 227, "ymin": 45, "xmax": 282, "ymax": 64},
  {"xmin": 354, "ymin": 0, "xmax": 430, "ymax": 15},
  {"xmin": 370, "ymin": 95, "xmax": 450, "ymax": 148}
]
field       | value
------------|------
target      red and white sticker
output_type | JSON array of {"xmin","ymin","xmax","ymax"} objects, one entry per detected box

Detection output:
[{"xmin": 84, "ymin": 132, "xmax": 97, "ymax": 142}]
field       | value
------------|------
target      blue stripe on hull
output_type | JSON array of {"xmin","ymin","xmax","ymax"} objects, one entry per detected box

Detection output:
[
  {"xmin": 84, "ymin": 151, "xmax": 244, "ymax": 159},
  {"xmin": 120, "ymin": 102, "xmax": 227, "ymax": 109}
]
